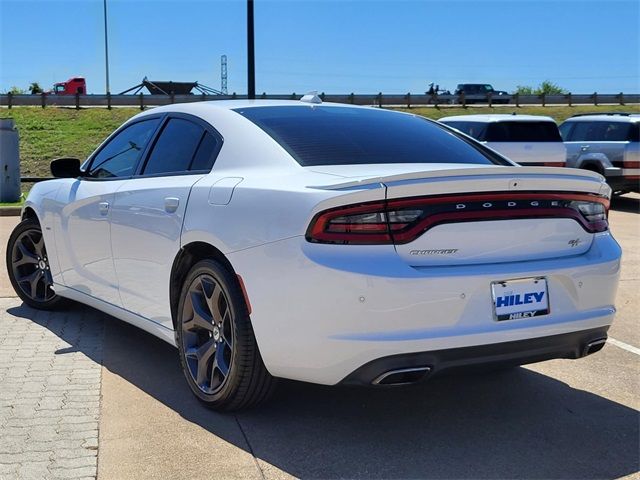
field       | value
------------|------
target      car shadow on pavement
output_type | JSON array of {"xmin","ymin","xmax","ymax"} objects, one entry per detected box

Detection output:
[
  {"xmin": 7, "ymin": 303, "xmax": 640, "ymax": 480},
  {"xmin": 610, "ymin": 194, "xmax": 639, "ymax": 214}
]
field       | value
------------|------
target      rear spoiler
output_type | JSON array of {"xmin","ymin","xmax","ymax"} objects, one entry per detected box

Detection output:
[{"xmin": 309, "ymin": 166, "xmax": 610, "ymax": 197}]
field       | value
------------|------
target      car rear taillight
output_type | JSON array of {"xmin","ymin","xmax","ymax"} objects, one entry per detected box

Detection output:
[{"xmin": 306, "ymin": 192, "xmax": 609, "ymax": 245}]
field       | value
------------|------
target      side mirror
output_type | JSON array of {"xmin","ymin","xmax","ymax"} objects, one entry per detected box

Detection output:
[{"xmin": 50, "ymin": 158, "xmax": 82, "ymax": 178}]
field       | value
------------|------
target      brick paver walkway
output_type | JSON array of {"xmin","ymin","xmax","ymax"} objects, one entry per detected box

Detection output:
[{"xmin": 0, "ymin": 299, "xmax": 103, "ymax": 480}]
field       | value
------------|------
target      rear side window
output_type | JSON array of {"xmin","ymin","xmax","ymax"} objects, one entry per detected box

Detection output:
[
  {"xmin": 485, "ymin": 121, "xmax": 562, "ymax": 142},
  {"xmin": 143, "ymin": 118, "xmax": 204, "ymax": 175},
  {"xmin": 568, "ymin": 121, "xmax": 635, "ymax": 142},
  {"xmin": 235, "ymin": 106, "xmax": 508, "ymax": 166},
  {"xmin": 190, "ymin": 133, "xmax": 220, "ymax": 171},
  {"xmin": 441, "ymin": 121, "xmax": 488, "ymax": 140}
]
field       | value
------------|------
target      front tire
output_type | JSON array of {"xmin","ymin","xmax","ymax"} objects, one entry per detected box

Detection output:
[
  {"xmin": 176, "ymin": 259, "xmax": 275, "ymax": 411},
  {"xmin": 6, "ymin": 217, "xmax": 68, "ymax": 310}
]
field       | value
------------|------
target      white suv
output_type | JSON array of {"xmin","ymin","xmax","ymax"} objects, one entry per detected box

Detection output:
[{"xmin": 439, "ymin": 114, "xmax": 566, "ymax": 167}]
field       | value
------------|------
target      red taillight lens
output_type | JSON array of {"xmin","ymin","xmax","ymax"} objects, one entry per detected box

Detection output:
[
  {"xmin": 306, "ymin": 202, "xmax": 392, "ymax": 244},
  {"xmin": 306, "ymin": 193, "xmax": 609, "ymax": 245}
]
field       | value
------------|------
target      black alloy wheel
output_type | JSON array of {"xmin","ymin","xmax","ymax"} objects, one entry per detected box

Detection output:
[
  {"xmin": 7, "ymin": 218, "xmax": 67, "ymax": 309},
  {"xmin": 176, "ymin": 259, "xmax": 275, "ymax": 411}
]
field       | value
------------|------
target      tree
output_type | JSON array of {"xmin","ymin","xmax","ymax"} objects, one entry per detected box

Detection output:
[
  {"xmin": 29, "ymin": 82, "xmax": 43, "ymax": 94},
  {"xmin": 513, "ymin": 81, "xmax": 568, "ymax": 95},
  {"xmin": 514, "ymin": 85, "xmax": 534, "ymax": 95},
  {"xmin": 535, "ymin": 80, "xmax": 568, "ymax": 95},
  {"xmin": 8, "ymin": 86, "xmax": 26, "ymax": 94}
]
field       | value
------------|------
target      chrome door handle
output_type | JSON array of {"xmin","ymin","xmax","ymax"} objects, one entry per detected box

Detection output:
[
  {"xmin": 164, "ymin": 197, "xmax": 179, "ymax": 213},
  {"xmin": 580, "ymin": 145, "xmax": 590, "ymax": 151},
  {"xmin": 98, "ymin": 201, "xmax": 110, "ymax": 215}
]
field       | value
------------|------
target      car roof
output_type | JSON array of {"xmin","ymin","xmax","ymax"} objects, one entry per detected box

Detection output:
[
  {"xmin": 123, "ymin": 100, "xmax": 425, "ymax": 173},
  {"xmin": 146, "ymin": 99, "xmax": 374, "ymax": 112},
  {"xmin": 563, "ymin": 114, "xmax": 640, "ymax": 123},
  {"xmin": 438, "ymin": 114, "xmax": 556, "ymax": 123}
]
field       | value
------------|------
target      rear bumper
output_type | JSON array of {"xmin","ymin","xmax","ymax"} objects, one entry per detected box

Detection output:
[
  {"xmin": 341, "ymin": 326, "xmax": 609, "ymax": 385},
  {"xmin": 228, "ymin": 232, "xmax": 621, "ymax": 385}
]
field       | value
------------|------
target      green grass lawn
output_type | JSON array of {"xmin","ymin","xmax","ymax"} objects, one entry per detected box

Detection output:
[
  {"xmin": 3, "ymin": 104, "xmax": 639, "ymax": 178},
  {"xmin": 4, "ymin": 107, "xmax": 139, "ymax": 177}
]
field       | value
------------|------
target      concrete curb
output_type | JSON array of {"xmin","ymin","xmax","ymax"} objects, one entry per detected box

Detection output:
[{"xmin": 0, "ymin": 207, "xmax": 21, "ymax": 216}]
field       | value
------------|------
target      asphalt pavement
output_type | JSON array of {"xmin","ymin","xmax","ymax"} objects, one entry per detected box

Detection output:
[{"xmin": 0, "ymin": 194, "xmax": 638, "ymax": 480}]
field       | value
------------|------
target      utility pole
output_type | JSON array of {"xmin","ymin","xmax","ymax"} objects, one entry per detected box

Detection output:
[
  {"xmin": 247, "ymin": 0, "xmax": 255, "ymax": 99},
  {"xmin": 103, "ymin": 0, "xmax": 111, "ymax": 94}
]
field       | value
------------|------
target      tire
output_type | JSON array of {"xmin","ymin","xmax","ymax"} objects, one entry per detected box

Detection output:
[
  {"xmin": 6, "ymin": 217, "xmax": 69, "ymax": 310},
  {"xmin": 176, "ymin": 259, "xmax": 275, "ymax": 411}
]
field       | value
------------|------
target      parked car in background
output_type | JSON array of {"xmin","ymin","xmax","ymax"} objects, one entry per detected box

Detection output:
[
  {"xmin": 439, "ymin": 114, "xmax": 566, "ymax": 167},
  {"xmin": 559, "ymin": 113, "xmax": 639, "ymax": 195},
  {"xmin": 454, "ymin": 84, "xmax": 510, "ymax": 104}
]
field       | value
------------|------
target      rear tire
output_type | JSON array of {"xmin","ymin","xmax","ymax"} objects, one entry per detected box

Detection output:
[
  {"xmin": 176, "ymin": 259, "xmax": 275, "ymax": 411},
  {"xmin": 6, "ymin": 217, "xmax": 69, "ymax": 310}
]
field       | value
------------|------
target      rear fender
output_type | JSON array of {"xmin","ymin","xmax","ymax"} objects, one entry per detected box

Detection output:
[{"xmin": 576, "ymin": 153, "xmax": 611, "ymax": 171}]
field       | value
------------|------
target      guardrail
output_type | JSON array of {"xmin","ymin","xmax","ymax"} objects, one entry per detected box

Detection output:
[{"xmin": 1, "ymin": 92, "xmax": 638, "ymax": 109}]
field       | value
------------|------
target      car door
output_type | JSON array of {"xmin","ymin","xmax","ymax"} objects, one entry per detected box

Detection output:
[
  {"xmin": 55, "ymin": 117, "xmax": 162, "ymax": 305},
  {"xmin": 110, "ymin": 114, "xmax": 222, "ymax": 328}
]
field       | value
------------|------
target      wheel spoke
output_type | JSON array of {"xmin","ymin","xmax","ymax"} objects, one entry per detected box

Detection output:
[
  {"xmin": 190, "ymin": 338, "xmax": 216, "ymax": 386},
  {"xmin": 19, "ymin": 270, "xmax": 43, "ymax": 298},
  {"xmin": 221, "ymin": 315, "xmax": 233, "ymax": 349},
  {"xmin": 183, "ymin": 291, "xmax": 214, "ymax": 332},
  {"xmin": 28, "ymin": 231, "xmax": 45, "ymax": 258},
  {"xmin": 206, "ymin": 283, "xmax": 227, "ymax": 323},
  {"xmin": 213, "ymin": 345, "xmax": 230, "ymax": 378},
  {"xmin": 14, "ymin": 242, "xmax": 39, "ymax": 267}
]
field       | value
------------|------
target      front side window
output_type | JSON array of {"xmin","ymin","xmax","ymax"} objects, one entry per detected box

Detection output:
[
  {"xmin": 235, "ymin": 106, "xmax": 508, "ymax": 166},
  {"xmin": 88, "ymin": 118, "xmax": 161, "ymax": 178},
  {"xmin": 485, "ymin": 121, "xmax": 562, "ymax": 142}
]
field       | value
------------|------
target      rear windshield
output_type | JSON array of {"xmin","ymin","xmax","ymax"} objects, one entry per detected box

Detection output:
[
  {"xmin": 440, "ymin": 121, "xmax": 488, "ymax": 140},
  {"xmin": 234, "ymin": 106, "xmax": 508, "ymax": 166},
  {"xmin": 485, "ymin": 121, "xmax": 562, "ymax": 142}
]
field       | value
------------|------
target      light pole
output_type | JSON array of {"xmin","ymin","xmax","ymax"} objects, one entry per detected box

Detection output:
[
  {"xmin": 103, "ymin": 0, "xmax": 111, "ymax": 95},
  {"xmin": 247, "ymin": 0, "xmax": 255, "ymax": 100}
]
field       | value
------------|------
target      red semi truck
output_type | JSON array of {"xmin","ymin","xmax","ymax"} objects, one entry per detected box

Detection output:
[{"xmin": 52, "ymin": 77, "xmax": 86, "ymax": 95}]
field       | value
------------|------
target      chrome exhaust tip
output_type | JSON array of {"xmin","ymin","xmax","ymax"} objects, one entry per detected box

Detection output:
[
  {"xmin": 372, "ymin": 366, "xmax": 431, "ymax": 386},
  {"xmin": 583, "ymin": 338, "xmax": 607, "ymax": 357}
]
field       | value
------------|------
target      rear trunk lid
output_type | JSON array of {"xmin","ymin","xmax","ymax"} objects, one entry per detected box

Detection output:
[{"xmin": 308, "ymin": 165, "xmax": 610, "ymax": 266}]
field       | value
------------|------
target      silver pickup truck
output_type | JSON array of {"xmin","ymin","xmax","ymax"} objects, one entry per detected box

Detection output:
[{"xmin": 559, "ymin": 113, "xmax": 639, "ymax": 194}]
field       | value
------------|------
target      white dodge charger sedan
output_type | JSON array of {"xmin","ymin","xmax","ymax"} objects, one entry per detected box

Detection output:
[{"xmin": 7, "ymin": 99, "xmax": 621, "ymax": 411}]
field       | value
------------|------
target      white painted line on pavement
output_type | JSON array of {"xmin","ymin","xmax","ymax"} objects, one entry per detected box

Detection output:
[{"xmin": 608, "ymin": 337, "xmax": 640, "ymax": 356}]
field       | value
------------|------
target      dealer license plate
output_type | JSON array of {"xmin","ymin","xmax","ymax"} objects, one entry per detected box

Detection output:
[{"xmin": 491, "ymin": 277, "xmax": 550, "ymax": 321}]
